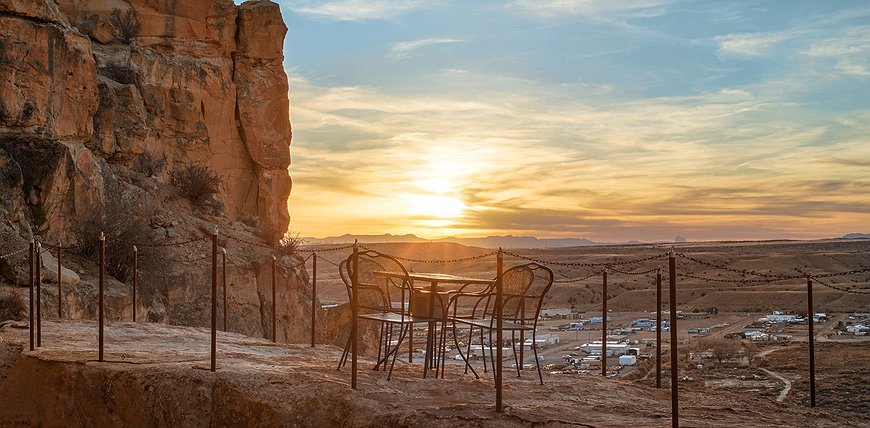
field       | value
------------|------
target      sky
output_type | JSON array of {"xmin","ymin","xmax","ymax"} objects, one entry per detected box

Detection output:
[{"xmin": 263, "ymin": 0, "xmax": 870, "ymax": 242}]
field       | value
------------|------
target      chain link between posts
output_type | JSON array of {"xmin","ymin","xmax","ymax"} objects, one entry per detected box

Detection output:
[
  {"xmin": 0, "ymin": 245, "xmax": 29, "ymax": 260},
  {"xmin": 502, "ymin": 250, "xmax": 666, "ymax": 267},
  {"xmin": 606, "ymin": 265, "xmax": 660, "ymax": 276},
  {"xmin": 553, "ymin": 271, "xmax": 601, "ymax": 283},
  {"xmin": 810, "ymin": 276, "xmax": 870, "ymax": 294},
  {"xmin": 676, "ymin": 252, "xmax": 802, "ymax": 279},
  {"xmin": 358, "ymin": 245, "xmax": 497, "ymax": 264}
]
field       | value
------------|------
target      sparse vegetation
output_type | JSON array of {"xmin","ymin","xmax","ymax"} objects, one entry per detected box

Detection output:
[
  {"xmin": 274, "ymin": 231, "xmax": 303, "ymax": 255},
  {"xmin": 71, "ymin": 196, "xmax": 152, "ymax": 282},
  {"xmin": 135, "ymin": 151, "xmax": 167, "ymax": 177},
  {"xmin": 111, "ymin": 8, "xmax": 142, "ymax": 44},
  {"xmin": 172, "ymin": 164, "xmax": 223, "ymax": 214},
  {"xmin": 0, "ymin": 288, "xmax": 26, "ymax": 321}
]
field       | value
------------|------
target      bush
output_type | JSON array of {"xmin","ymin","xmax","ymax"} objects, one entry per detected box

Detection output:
[
  {"xmin": 111, "ymin": 8, "xmax": 141, "ymax": 44},
  {"xmin": 71, "ymin": 196, "xmax": 152, "ymax": 282},
  {"xmin": 134, "ymin": 151, "xmax": 166, "ymax": 177},
  {"xmin": 274, "ymin": 231, "xmax": 303, "ymax": 256},
  {"xmin": 0, "ymin": 288, "xmax": 26, "ymax": 321},
  {"xmin": 172, "ymin": 164, "xmax": 222, "ymax": 214}
]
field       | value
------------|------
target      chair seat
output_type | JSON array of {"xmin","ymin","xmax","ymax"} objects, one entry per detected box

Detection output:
[
  {"xmin": 452, "ymin": 317, "xmax": 534, "ymax": 331},
  {"xmin": 359, "ymin": 312, "xmax": 435, "ymax": 324}
]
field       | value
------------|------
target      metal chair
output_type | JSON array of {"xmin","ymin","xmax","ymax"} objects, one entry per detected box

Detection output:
[
  {"xmin": 449, "ymin": 263, "xmax": 554, "ymax": 384},
  {"xmin": 337, "ymin": 250, "xmax": 435, "ymax": 379}
]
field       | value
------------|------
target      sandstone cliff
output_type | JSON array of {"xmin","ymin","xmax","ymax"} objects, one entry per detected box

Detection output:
[{"xmin": 0, "ymin": 0, "xmax": 311, "ymax": 343}]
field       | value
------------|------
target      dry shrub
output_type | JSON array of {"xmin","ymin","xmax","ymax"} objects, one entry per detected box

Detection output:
[
  {"xmin": 71, "ymin": 196, "xmax": 152, "ymax": 282},
  {"xmin": 275, "ymin": 231, "xmax": 303, "ymax": 256},
  {"xmin": 172, "ymin": 164, "xmax": 222, "ymax": 214},
  {"xmin": 0, "ymin": 288, "xmax": 26, "ymax": 321},
  {"xmin": 111, "ymin": 8, "xmax": 141, "ymax": 44},
  {"xmin": 134, "ymin": 151, "xmax": 166, "ymax": 177}
]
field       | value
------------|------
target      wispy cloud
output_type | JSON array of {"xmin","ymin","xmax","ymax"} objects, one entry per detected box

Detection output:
[
  {"xmin": 508, "ymin": 0, "xmax": 671, "ymax": 19},
  {"xmin": 714, "ymin": 32, "xmax": 794, "ymax": 57},
  {"xmin": 288, "ymin": 0, "xmax": 433, "ymax": 21},
  {"xmin": 390, "ymin": 38, "xmax": 465, "ymax": 59}
]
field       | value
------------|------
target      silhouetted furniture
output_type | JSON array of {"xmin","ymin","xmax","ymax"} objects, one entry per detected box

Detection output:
[
  {"xmin": 449, "ymin": 263, "xmax": 554, "ymax": 384},
  {"xmin": 337, "ymin": 250, "xmax": 433, "ymax": 379}
]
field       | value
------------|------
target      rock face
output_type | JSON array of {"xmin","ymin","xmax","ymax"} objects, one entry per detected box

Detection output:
[{"xmin": 0, "ymin": 1, "xmax": 304, "ymax": 343}]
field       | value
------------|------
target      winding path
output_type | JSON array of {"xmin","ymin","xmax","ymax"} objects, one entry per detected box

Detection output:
[{"xmin": 759, "ymin": 368, "xmax": 791, "ymax": 402}]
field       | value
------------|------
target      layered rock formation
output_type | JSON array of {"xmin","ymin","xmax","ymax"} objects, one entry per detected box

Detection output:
[{"xmin": 0, "ymin": 0, "xmax": 307, "ymax": 343}]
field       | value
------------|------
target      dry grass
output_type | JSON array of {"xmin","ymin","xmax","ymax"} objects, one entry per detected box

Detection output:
[
  {"xmin": 172, "ymin": 164, "xmax": 222, "ymax": 214},
  {"xmin": 0, "ymin": 288, "xmax": 26, "ymax": 321}
]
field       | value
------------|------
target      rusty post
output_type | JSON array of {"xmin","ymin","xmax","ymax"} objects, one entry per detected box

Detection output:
[
  {"xmin": 602, "ymin": 268, "xmax": 607, "ymax": 377},
  {"xmin": 35, "ymin": 241, "xmax": 42, "ymax": 348},
  {"xmin": 222, "ymin": 248, "xmax": 227, "ymax": 332},
  {"xmin": 57, "ymin": 245, "xmax": 62, "ymax": 318},
  {"xmin": 311, "ymin": 252, "xmax": 317, "ymax": 347},
  {"xmin": 669, "ymin": 250, "xmax": 678, "ymax": 428},
  {"xmin": 656, "ymin": 267, "xmax": 662, "ymax": 389},
  {"xmin": 98, "ymin": 233, "xmax": 105, "ymax": 361},
  {"xmin": 211, "ymin": 228, "xmax": 217, "ymax": 372},
  {"xmin": 132, "ymin": 246, "xmax": 138, "ymax": 322},
  {"xmin": 807, "ymin": 275, "xmax": 816, "ymax": 407},
  {"xmin": 351, "ymin": 241, "xmax": 359, "ymax": 389},
  {"xmin": 29, "ymin": 239, "xmax": 34, "ymax": 351},
  {"xmin": 495, "ymin": 248, "xmax": 504, "ymax": 412},
  {"xmin": 272, "ymin": 255, "xmax": 277, "ymax": 343}
]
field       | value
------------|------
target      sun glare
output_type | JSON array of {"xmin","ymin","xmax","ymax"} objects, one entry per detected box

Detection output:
[{"xmin": 403, "ymin": 194, "xmax": 466, "ymax": 219}]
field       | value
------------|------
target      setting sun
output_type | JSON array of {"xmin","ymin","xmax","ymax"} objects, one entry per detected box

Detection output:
[{"xmin": 403, "ymin": 194, "xmax": 467, "ymax": 220}]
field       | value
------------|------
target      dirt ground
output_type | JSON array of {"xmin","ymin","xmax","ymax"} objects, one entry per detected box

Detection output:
[{"xmin": 0, "ymin": 320, "xmax": 865, "ymax": 427}]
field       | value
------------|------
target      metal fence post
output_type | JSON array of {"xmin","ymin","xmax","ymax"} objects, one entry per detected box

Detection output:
[
  {"xmin": 495, "ymin": 248, "xmax": 504, "ymax": 412},
  {"xmin": 272, "ymin": 255, "xmax": 277, "ymax": 343},
  {"xmin": 807, "ymin": 275, "xmax": 816, "ymax": 407},
  {"xmin": 351, "ymin": 241, "xmax": 359, "ymax": 389},
  {"xmin": 656, "ymin": 267, "xmax": 662, "ymax": 389},
  {"xmin": 211, "ymin": 228, "xmax": 218, "ymax": 372},
  {"xmin": 57, "ymin": 245, "xmax": 62, "ymax": 318},
  {"xmin": 311, "ymin": 252, "xmax": 317, "ymax": 347},
  {"xmin": 602, "ymin": 268, "xmax": 607, "ymax": 377},
  {"xmin": 222, "ymin": 248, "xmax": 227, "ymax": 332},
  {"xmin": 36, "ymin": 241, "xmax": 42, "ymax": 348},
  {"xmin": 98, "ymin": 233, "xmax": 105, "ymax": 361},
  {"xmin": 669, "ymin": 250, "xmax": 678, "ymax": 428},
  {"xmin": 132, "ymin": 246, "xmax": 138, "ymax": 322},
  {"xmin": 29, "ymin": 239, "xmax": 34, "ymax": 351}
]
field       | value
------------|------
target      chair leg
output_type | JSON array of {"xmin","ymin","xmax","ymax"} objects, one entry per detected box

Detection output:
[
  {"xmin": 338, "ymin": 330, "xmax": 351, "ymax": 370},
  {"xmin": 480, "ymin": 327, "xmax": 488, "ymax": 374},
  {"xmin": 374, "ymin": 323, "xmax": 385, "ymax": 370},
  {"xmin": 439, "ymin": 321, "xmax": 449, "ymax": 379},
  {"xmin": 387, "ymin": 324, "xmax": 410, "ymax": 381},
  {"xmin": 455, "ymin": 324, "xmax": 479, "ymax": 379},
  {"xmin": 511, "ymin": 331, "xmax": 521, "ymax": 378},
  {"xmin": 532, "ymin": 329, "xmax": 544, "ymax": 385}
]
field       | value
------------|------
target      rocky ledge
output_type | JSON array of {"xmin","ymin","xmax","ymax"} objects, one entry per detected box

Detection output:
[{"xmin": 0, "ymin": 320, "xmax": 860, "ymax": 427}]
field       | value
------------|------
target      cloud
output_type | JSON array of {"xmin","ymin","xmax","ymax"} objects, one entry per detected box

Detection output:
[
  {"xmin": 508, "ymin": 0, "xmax": 671, "ymax": 19},
  {"xmin": 714, "ymin": 32, "xmax": 794, "ymax": 57},
  {"xmin": 804, "ymin": 26, "xmax": 870, "ymax": 57},
  {"xmin": 287, "ymin": 0, "xmax": 433, "ymax": 21},
  {"xmin": 286, "ymin": 70, "xmax": 870, "ymax": 241},
  {"xmin": 390, "ymin": 38, "xmax": 465, "ymax": 59}
]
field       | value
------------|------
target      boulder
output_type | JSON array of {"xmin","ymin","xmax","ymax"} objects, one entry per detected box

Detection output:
[{"xmin": 39, "ymin": 249, "xmax": 80, "ymax": 286}]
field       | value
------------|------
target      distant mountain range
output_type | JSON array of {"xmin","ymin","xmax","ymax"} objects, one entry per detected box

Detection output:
[
  {"xmin": 303, "ymin": 232, "xmax": 870, "ymax": 248},
  {"xmin": 303, "ymin": 233, "xmax": 648, "ymax": 249}
]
